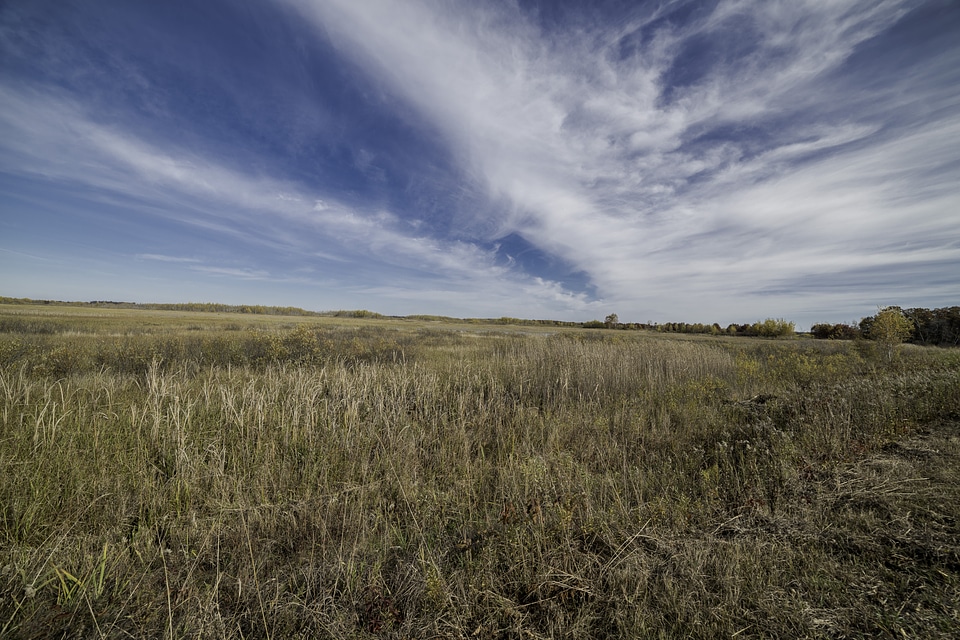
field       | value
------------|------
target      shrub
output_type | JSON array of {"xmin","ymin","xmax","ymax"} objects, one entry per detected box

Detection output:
[{"xmin": 750, "ymin": 318, "xmax": 795, "ymax": 338}]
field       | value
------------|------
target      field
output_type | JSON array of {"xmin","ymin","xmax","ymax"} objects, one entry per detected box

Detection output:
[{"xmin": 1, "ymin": 303, "xmax": 959, "ymax": 638}]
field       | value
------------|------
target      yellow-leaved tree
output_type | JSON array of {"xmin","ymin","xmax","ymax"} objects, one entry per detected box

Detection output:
[{"xmin": 871, "ymin": 307, "xmax": 914, "ymax": 361}]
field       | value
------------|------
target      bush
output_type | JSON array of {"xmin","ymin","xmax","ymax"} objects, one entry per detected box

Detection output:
[{"xmin": 750, "ymin": 318, "xmax": 795, "ymax": 338}]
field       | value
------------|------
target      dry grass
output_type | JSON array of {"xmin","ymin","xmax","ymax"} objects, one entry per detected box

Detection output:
[{"xmin": 1, "ymin": 306, "xmax": 958, "ymax": 638}]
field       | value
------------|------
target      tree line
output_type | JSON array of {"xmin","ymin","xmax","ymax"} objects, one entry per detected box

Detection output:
[
  {"xmin": 591, "ymin": 307, "xmax": 959, "ymax": 347},
  {"xmin": 812, "ymin": 306, "xmax": 960, "ymax": 346},
  {"xmin": 586, "ymin": 316, "xmax": 797, "ymax": 337}
]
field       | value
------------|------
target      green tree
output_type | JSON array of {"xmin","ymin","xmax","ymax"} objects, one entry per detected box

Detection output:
[{"xmin": 604, "ymin": 313, "xmax": 619, "ymax": 328}]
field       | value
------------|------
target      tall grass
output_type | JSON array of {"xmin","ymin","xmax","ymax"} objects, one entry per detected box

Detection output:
[{"xmin": 2, "ymin": 318, "xmax": 959, "ymax": 638}]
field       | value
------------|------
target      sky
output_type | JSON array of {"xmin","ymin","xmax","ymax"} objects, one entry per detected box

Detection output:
[{"xmin": 1, "ymin": 0, "xmax": 958, "ymax": 328}]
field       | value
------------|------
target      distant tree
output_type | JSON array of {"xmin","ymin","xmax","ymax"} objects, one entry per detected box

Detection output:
[
  {"xmin": 904, "ymin": 307, "xmax": 934, "ymax": 343},
  {"xmin": 870, "ymin": 307, "xmax": 914, "ymax": 360},
  {"xmin": 902, "ymin": 306, "xmax": 960, "ymax": 346},
  {"xmin": 811, "ymin": 323, "xmax": 861, "ymax": 340},
  {"xmin": 810, "ymin": 323, "xmax": 832, "ymax": 339},
  {"xmin": 932, "ymin": 306, "xmax": 960, "ymax": 345},
  {"xmin": 604, "ymin": 313, "xmax": 619, "ymax": 328}
]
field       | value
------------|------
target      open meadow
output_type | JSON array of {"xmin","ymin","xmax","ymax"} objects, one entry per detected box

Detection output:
[{"xmin": 1, "ymin": 303, "xmax": 959, "ymax": 638}]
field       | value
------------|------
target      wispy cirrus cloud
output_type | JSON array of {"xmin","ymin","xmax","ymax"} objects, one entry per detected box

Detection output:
[
  {"xmin": 137, "ymin": 254, "xmax": 202, "ymax": 264},
  {"xmin": 0, "ymin": 81, "xmax": 595, "ymax": 317},
  {"xmin": 283, "ymin": 0, "xmax": 959, "ymax": 323}
]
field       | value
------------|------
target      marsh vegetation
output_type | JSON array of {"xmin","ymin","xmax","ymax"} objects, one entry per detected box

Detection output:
[{"xmin": 1, "ymin": 304, "xmax": 958, "ymax": 638}]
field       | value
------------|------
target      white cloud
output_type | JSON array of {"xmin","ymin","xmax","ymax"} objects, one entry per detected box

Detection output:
[
  {"xmin": 283, "ymin": 0, "xmax": 958, "ymax": 323},
  {"xmin": 137, "ymin": 254, "xmax": 201, "ymax": 263},
  {"xmin": 190, "ymin": 266, "xmax": 272, "ymax": 280},
  {"xmin": 0, "ymin": 83, "xmax": 593, "ymax": 316}
]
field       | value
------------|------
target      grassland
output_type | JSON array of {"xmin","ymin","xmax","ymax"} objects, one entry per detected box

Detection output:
[{"xmin": 1, "ymin": 303, "xmax": 958, "ymax": 638}]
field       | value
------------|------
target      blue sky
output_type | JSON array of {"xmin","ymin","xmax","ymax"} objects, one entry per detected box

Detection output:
[{"xmin": 1, "ymin": 0, "xmax": 958, "ymax": 327}]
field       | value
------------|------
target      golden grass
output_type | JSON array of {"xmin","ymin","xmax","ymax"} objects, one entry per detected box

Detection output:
[{"xmin": 1, "ymin": 305, "xmax": 958, "ymax": 638}]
